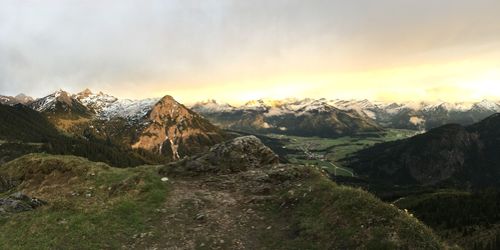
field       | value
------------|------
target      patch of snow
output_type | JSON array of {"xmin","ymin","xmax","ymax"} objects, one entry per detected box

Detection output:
[{"xmin": 100, "ymin": 98, "xmax": 160, "ymax": 121}]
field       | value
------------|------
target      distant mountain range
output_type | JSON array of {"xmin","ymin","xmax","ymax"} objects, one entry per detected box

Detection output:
[
  {"xmin": 0, "ymin": 94, "xmax": 34, "ymax": 106},
  {"xmin": 192, "ymin": 98, "xmax": 500, "ymax": 131},
  {"xmin": 192, "ymin": 99, "xmax": 382, "ymax": 137},
  {"xmin": 3, "ymin": 90, "xmax": 500, "ymax": 153}
]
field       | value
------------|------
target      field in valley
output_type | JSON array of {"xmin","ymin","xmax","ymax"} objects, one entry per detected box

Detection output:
[{"xmin": 265, "ymin": 129, "xmax": 420, "ymax": 177}]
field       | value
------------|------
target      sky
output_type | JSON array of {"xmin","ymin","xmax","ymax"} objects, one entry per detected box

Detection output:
[{"xmin": 1, "ymin": 0, "xmax": 500, "ymax": 104}]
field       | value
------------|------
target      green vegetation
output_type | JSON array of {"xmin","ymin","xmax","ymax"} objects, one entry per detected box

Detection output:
[
  {"xmin": 394, "ymin": 189, "xmax": 500, "ymax": 250},
  {"xmin": 0, "ymin": 154, "xmax": 169, "ymax": 249},
  {"xmin": 0, "ymin": 104, "xmax": 165, "ymax": 167},
  {"xmin": 257, "ymin": 166, "xmax": 445, "ymax": 249},
  {"xmin": 266, "ymin": 129, "xmax": 418, "ymax": 176}
]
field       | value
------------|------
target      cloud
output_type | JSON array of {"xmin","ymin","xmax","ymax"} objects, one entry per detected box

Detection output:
[{"xmin": 1, "ymin": 0, "xmax": 500, "ymax": 102}]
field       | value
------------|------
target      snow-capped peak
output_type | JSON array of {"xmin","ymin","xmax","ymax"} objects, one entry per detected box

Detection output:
[
  {"xmin": 191, "ymin": 99, "xmax": 236, "ymax": 113},
  {"xmin": 73, "ymin": 89, "xmax": 118, "ymax": 114},
  {"xmin": 29, "ymin": 89, "xmax": 73, "ymax": 112}
]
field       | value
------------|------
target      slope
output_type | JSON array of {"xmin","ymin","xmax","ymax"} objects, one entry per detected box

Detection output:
[{"xmin": 345, "ymin": 113, "xmax": 500, "ymax": 188}]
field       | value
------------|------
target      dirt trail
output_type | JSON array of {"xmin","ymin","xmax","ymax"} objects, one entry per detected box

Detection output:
[{"xmin": 130, "ymin": 175, "xmax": 273, "ymax": 250}]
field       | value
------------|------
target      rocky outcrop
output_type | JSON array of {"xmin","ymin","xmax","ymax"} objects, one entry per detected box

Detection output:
[
  {"xmin": 161, "ymin": 136, "xmax": 279, "ymax": 175},
  {"xmin": 0, "ymin": 192, "xmax": 46, "ymax": 213},
  {"xmin": 132, "ymin": 95, "xmax": 226, "ymax": 160}
]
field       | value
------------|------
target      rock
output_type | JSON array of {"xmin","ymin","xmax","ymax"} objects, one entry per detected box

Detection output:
[
  {"xmin": 0, "ymin": 192, "xmax": 46, "ymax": 213},
  {"xmin": 9, "ymin": 191, "xmax": 29, "ymax": 201},
  {"xmin": 161, "ymin": 136, "xmax": 279, "ymax": 175},
  {"xmin": 195, "ymin": 213, "xmax": 206, "ymax": 221}
]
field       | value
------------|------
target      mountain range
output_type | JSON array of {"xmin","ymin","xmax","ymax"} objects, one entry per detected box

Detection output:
[
  {"xmin": 2, "ymin": 89, "xmax": 227, "ymax": 162},
  {"xmin": 0, "ymin": 94, "xmax": 34, "ymax": 106},
  {"xmin": 192, "ymin": 98, "xmax": 500, "ymax": 132},
  {"xmin": 5, "ymin": 91, "xmax": 500, "ymax": 136}
]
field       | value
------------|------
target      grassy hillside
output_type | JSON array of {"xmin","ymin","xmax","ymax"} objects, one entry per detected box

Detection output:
[
  {"xmin": 255, "ymin": 166, "xmax": 446, "ymax": 249},
  {"xmin": 394, "ymin": 189, "xmax": 500, "ymax": 249},
  {"xmin": 0, "ymin": 151, "xmax": 447, "ymax": 249},
  {"xmin": 0, "ymin": 154, "xmax": 169, "ymax": 249},
  {"xmin": 0, "ymin": 104, "xmax": 60, "ymax": 142}
]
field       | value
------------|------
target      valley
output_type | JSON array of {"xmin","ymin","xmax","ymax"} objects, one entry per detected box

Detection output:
[{"xmin": 263, "ymin": 129, "xmax": 419, "ymax": 177}]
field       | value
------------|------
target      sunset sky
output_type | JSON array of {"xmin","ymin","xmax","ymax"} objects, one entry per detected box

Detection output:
[{"xmin": 1, "ymin": 0, "xmax": 500, "ymax": 104}]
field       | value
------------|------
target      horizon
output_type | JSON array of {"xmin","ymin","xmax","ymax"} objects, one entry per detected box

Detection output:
[
  {"xmin": 3, "ymin": 87, "xmax": 500, "ymax": 107},
  {"xmin": 2, "ymin": 1, "xmax": 500, "ymax": 104}
]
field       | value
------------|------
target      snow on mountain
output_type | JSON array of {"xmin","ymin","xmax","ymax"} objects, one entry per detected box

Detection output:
[
  {"xmin": 74, "ymin": 89, "xmax": 118, "ymax": 114},
  {"xmin": 470, "ymin": 100, "xmax": 500, "ymax": 112},
  {"xmin": 29, "ymin": 89, "xmax": 72, "ymax": 112},
  {"xmin": 191, "ymin": 100, "xmax": 236, "ymax": 114},
  {"xmin": 100, "ymin": 98, "xmax": 160, "ymax": 121},
  {"xmin": 0, "ymin": 95, "xmax": 15, "ymax": 105}
]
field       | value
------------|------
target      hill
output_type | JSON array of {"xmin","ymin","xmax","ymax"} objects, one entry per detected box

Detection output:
[
  {"xmin": 0, "ymin": 138, "xmax": 446, "ymax": 249},
  {"xmin": 345, "ymin": 114, "xmax": 500, "ymax": 188},
  {"xmin": 0, "ymin": 103, "xmax": 155, "ymax": 167}
]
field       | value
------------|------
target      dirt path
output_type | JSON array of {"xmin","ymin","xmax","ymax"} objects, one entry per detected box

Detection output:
[{"xmin": 130, "ymin": 175, "xmax": 272, "ymax": 250}]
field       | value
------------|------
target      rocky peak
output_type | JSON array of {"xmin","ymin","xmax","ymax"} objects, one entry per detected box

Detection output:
[
  {"xmin": 73, "ymin": 89, "xmax": 118, "ymax": 114},
  {"xmin": 132, "ymin": 95, "xmax": 225, "ymax": 160},
  {"xmin": 77, "ymin": 88, "xmax": 93, "ymax": 98},
  {"xmin": 14, "ymin": 94, "xmax": 34, "ymax": 104},
  {"xmin": 54, "ymin": 90, "xmax": 73, "ymax": 106}
]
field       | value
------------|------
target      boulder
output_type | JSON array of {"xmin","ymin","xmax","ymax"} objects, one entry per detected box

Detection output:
[
  {"xmin": 0, "ymin": 192, "xmax": 46, "ymax": 213},
  {"xmin": 161, "ymin": 136, "xmax": 279, "ymax": 175}
]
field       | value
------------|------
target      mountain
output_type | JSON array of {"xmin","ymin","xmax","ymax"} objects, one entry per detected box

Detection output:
[
  {"xmin": 73, "ymin": 88, "xmax": 118, "ymax": 114},
  {"xmin": 23, "ymin": 89, "xmax": 227, "ymax": 161},
  {"xmin": 0, "ymin": 104, "xmax": 60, "ymax": 142},
  {"xmin": 345, "ymin": 113, "xmax": 500, "ymax": 188},
  {"xmin": 131, "ymin": 95, "xmax": 226, "ymax": 160},
  {"xmin": 29, "ymin": 89, "xmax": 93, "ymax": 117},
  {"xmin": 0, "ymin": 103, "xmax": 152, "ymax": 166},
  {"xmin": 193, "ymin": 98, "xmax": 500, "ymax": 132},
  {"xmin": 192, "ymin": 99, "xmax": 382, "ymax": 137},
  {"xmin": 0, "ymin": 94, "xmax": 34, "ymax": 105},
  {"xmin": 331, "ymin": 99, "xmax": 500, "ymax": 130}
]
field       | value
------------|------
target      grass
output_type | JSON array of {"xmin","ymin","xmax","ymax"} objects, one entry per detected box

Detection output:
[
  {"xmin": 256, "ymin": 166, "xmax": 445, "ymax": 249},
  {"xmin": 393, "ymin": 189, "xmax": 471, "ymax": 208},
  {"xmin": 0, "ymin": 153, "xmax": 169, "ymax": 249},
  {"xmin": 267, "ymin": 129, "xmax": 419, "ymax": 176}
]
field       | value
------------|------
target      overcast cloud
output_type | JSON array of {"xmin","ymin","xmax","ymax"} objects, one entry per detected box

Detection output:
[{"xmin": 1, "ymin": 0, "xmax": 500, "ymax": 102}]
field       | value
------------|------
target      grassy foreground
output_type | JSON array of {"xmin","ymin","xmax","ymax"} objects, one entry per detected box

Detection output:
[
  {"xmin": 0, "ymin": 153, "xmax": 169, "ymax": 249},
  {"xmin": 0, "ymin": 153, "xmax": 447, "ymax": 249}
]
